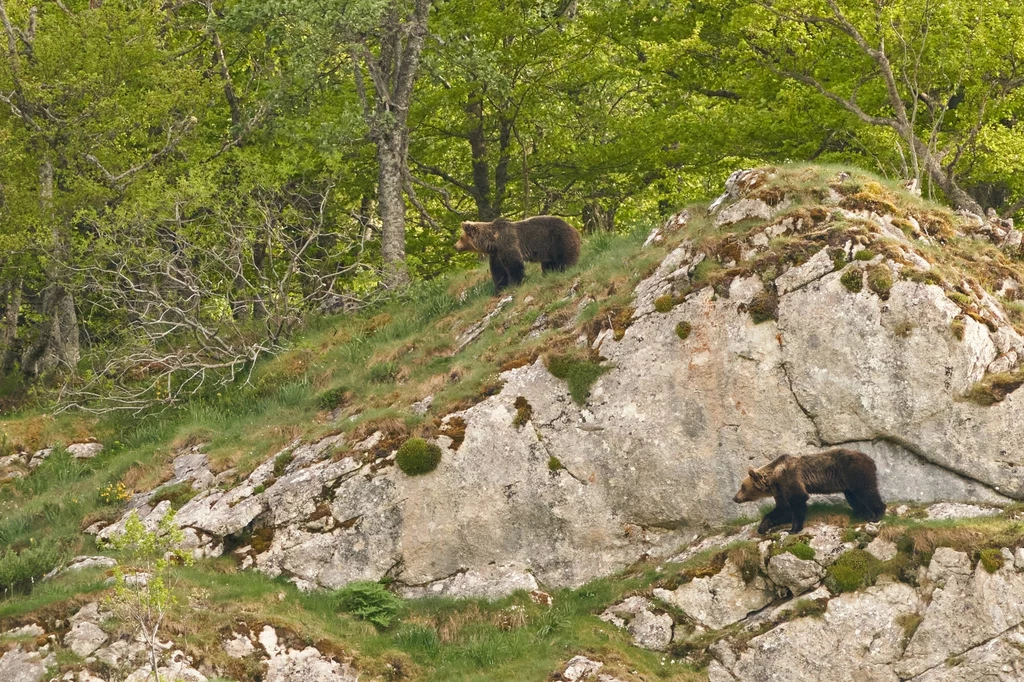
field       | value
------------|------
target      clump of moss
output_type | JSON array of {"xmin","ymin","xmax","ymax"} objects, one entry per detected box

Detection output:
[
  {"xmin": 546, "ymin": 354, "xmax": 610, "ymax": 405},
  {"xmin": 316, "ymin": 387, "xmax": 348, "ymax": 411},
  {"xmin": 950, "ymin": 319, "xmax": 966, "ymax": 341},
  {"xmin": 149, "ymin": 481, "xmax": 197, "ymax": 510},
  {"xmin": 548, "ymin": 455, "xmax": 564, "ymax": 472},
  {"xmin": 675, "ymin": 321, "xmax": 692, "ymax": 340},
  {"xmin": 395, "ymin": 438, "xmax": 442, "ymax": 476},
  {"xmin": 512, "ymin": 396, "xmax": 533, "ymax": 428},
  {"xmin": 785, "ymin": 542, "xmax": 815, "ymax": 561},
  {"xmin": 897, "ymin": 613, "xmax": 923, "ymax": 644},
  {"xmin": 611, "ymin": 306, "xmax": 634, "ymax": 341},
  {"xmin": 840, "ymin": 268, "xmax": 863, "ymax": 293},
  {"xmin": 947, "ymin": 291, "xmax": 972, "ymax": 307},
  {"xmin": 785, "ymin": 597, "xmax": 827, "ymax": 620},
  {"xmin": 977, "ymin": 548, "xmax": 1005, "ymax": 574},
  {"xmin": 853, "ymin": 249, "xmax": 876, "ymax": 262},
  {"xmin": 250, "ymin": 526, "xmax": 275, "ymax": 554},
  {"xmin": 831, "ymin": 250, "xmax": 848, "ymax": 271},
  {"xmin": 436, "ymin": 416, "xmax": 467, "ymax": 451},
  {"xmin": 963, "ymin": 369, "xmax": 1024, "ymax": 406},
  {"xmin": 728, "ymin": 542, "xmax": 762, "ymax": 584},
  {"xmin": 273, "ymin": 451, "xmax": 295, "ymax": 477},
  {"xmin": 747, "ymin": 290, "xmax": 778, "ymax": 324},
  {"xmin": 691, "ymin": 259, "xmax": 723, "ymax": 286},
  {"xmin": 654, "ymin": 295, "xmax": 675, "ymax": 313},
  {"xmin": 867, "ymin": 265, "xmax": 893, "ymax": 298},
  {"xmin": 825, "ymin": 549, "xmax": 884, "ymax": 593}
]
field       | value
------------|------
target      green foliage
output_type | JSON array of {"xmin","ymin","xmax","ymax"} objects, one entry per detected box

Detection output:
[
  {"xmin": 948, "ymin": 292, "xmax": 972, "ymax": 307},
  {"xmin": 654, "ymin": 295, "xmax": 675, "ymax": 313},
  {"xmin": 963, "ymin": 370, "xmax": 1024, "ymax": 406},
  {"xmin": 748, "ymin": 290, "xmax": 779, "ymax": 324},
  {"xmin": 825, "ymin": 549, "xmax": 883, "ymax": 593},
  {"xmin": 867, "ymin": 265, "xmax": 894, "ymax": 298},
  {"xmin": 854, "ymin": 250, "xmax": 876, "ymax": 262},
  {"xmin": 675, "ymin": 321, "xmax": 692, "ymax": 340},
  {"xmin": 977, "ymin": 548, "xmax": 1005, "ymax": 573},
  {"xmin": 149, "ymin": 482, "xmax": 198, "ymax": 510},
  {"xmin": 273, "ymin": 451, "xmax": 295, "ymax": 477},
  {"xmin": 950, "ymin": 319, "xmax": 966, "ymax": 341},
  {"xmin": 369, "ymin": 362, "xmax": 401, "ymax": 384},
  {"xmin": 316, "ymin": 387, "xmax": 349, "ymax": 411},
  {"xmin": 840, "ymin": 269, "xmax": 864, "ymax": 293},
  {"xmin": 395, "ymin": 438, "xmax": 442, "ymax": 476},
  {"xmin": 546, "ymin": 355, "xmax": 610, "ymax": 405},
  {"xmin": 334, "ymin": 581, "xmax": 403, "ymax": 629},
  {"xmin": 0, "ymin": 542, "xmax": 64, "ymax": 597},
  {"xmin": 548, "ymin": 456, "xmax": 564, "ymax": 472},
  {"xmin": 785, "ymin": 542, "xmax": 815, "ymax": 561},
  {"xmin": 512, "ymin": 397, "xmax": 533, "ymax": 428}
]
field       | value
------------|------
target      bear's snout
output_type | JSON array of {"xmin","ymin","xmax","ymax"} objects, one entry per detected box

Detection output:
[{"xmin": 732, "ymin": 494, "xmax": 742, "ymax": 503}]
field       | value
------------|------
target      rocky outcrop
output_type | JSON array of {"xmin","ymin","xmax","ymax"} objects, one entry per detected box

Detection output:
[
  {"xmin": 654, "ymin": 559, "xmax": 775, "ymax": 629},
  {"xmin": 89, "ymin": 169, "xmax": 1024, "ymax": 601}
]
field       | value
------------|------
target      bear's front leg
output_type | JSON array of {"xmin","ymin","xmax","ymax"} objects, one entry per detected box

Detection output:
[
  {"xmin": 757, "ymin": 503, "xmax": 792, "ymax": 534},
  {"xmin": 789, "ymin": 494, "xmax": 809, "ymax": 533}
]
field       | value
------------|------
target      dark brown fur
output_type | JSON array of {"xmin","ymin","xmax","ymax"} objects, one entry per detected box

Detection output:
[
  {"xmin": 732, "ymin": 449, "xmax": 886, "ymax": 534},
  {"xmin": 454, "ymin": 216, "xmax": 581, "ymax": 293}
]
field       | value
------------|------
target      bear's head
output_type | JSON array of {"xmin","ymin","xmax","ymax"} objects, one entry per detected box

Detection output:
[
  {"xmin": 733, "ymin": 466, "xmax": 772, "ymax": 503},
  {"xmin": 455, "ymin": 221, "xmax": 496, "ymax": 253}
]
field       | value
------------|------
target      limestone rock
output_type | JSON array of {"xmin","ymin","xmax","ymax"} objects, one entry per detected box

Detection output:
[
  {"xmin": 65, "ymin": 621, "xmax": 108, "ymax": 657},
  {"xmin": 44, "ymin": 555, "xmax": 116, "ymax": 580},
  {"xmin": 0, "ymin": 647, "xmax": 48, "ymax": 682},
  {"xmin": 123, "ymin": 659, "xmax": 207, "ymax": 682},
  {"xmin": 222, "ymin": 633, "xmax": 255, "ymax": 659},
  {"xmin": 599, "ymin": 596, "xmax": 673, "ymax": 651},
  {"xmin": 715, "ymin": 199, "xmax": 774, "ymax": 228},
  {"xmin": 67, "ymin": 442, "xmax": 103, "ymax": 459},
  {"xmin": 766, "ymin": 553, "xmax": 824, "ymax": 596},
  {"xmin": 653, "ymin": 560, "xmax": 774, "ymax": 629},
  {"xmin": 924, "ymin": 502, "xmax": 1001, "ymax": 520},
  {"xmin": 865, "ymin": 538, "xmax": 898, "ymax": 562},
  {"xmin": 4, "ymin": 623, "xmax": 44, "ymax": 638},
  {"xmin": 400, "ymin": 564, "xmax": 538, "ymax": 600},
  {"xmin": 907, "ymin": 626, "xmax": 1024, "ymax": 682},
  {"xmin": 560, "ymin": 656, "xmax": 629, "ymax": 682},
  {"xmin": 803, "ymin": 525, "xmax": 853, "ymax": 567},
  {"xmin": 775, "ymin": 248, "xmax": 834, "ymax": 295},
  {"xmin": 897, "ymin": 549, "xmax": 1024, "ymax": 677},
  {"xmin": 729, "ymin": 582, "xmax": 920, "ymax": 682}
]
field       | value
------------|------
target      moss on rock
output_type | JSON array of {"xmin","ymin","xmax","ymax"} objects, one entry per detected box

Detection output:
[{"xmin": 396, "ymin": 438, "xmax": 442, "ymax": 476}]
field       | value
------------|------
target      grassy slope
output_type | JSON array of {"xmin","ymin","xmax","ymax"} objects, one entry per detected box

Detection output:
[{"xmin": 3, "ymin": 163, "xmax": 1024, "ymax": 681}]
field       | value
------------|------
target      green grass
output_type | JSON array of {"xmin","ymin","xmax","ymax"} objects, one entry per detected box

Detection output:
[{"xmin": 545, "ymin": 355, "xmax": 611, "ymax": 405}]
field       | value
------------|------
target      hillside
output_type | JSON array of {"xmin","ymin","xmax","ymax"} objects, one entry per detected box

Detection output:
[{"xmin": 3, "ymin": 164, "xmax": 1024, "ymax": 681}]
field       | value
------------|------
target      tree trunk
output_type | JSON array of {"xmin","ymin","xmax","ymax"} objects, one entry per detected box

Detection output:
[
  {"xmin": 377, "ymin": 131, "xmax": 410, "ymax": 288},
  {"xmin": 0, "ymin": 277, "xmax": 20, "ymax": 372},
  {"xmin": 582, "ymin": 202, "xmax": 616, "ymax": 233},
  {"xmin": 910, "ymin": 137, "xmax": 984, "ymax": 215},
  {"xmin": 23, "ymin": 158, "xmax": 80, "ymax": 377},
  {"xmin": 466, "ymin": 94, "xmax": 497, "ymax": 221}
]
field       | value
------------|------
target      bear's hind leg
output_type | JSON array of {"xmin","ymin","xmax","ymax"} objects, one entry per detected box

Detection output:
[
  {"xmin": 844, "ymin": 490, "xmax": 870, "ymax": 519},
  {"xmin": 789, "ymin": 494, "xmax": 809, "ymax": 533}
]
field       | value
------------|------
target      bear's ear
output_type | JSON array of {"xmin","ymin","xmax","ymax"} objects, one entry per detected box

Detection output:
[
  {"xmin": 750, "ymin": 468, "xmax": 768, "ymax": 488},
  {"xmin": 461, "ymin": 221, "xmax": 477, "ymax": 234}
]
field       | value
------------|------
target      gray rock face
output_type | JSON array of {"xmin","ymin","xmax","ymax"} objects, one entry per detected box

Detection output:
[
  {"xmin": 0, "ymin": 647, "xmax": 48, "ymax": 682},
  {"xmin": 731, "ymin": 582, "xmax": 921, "ymax": 682},
  {"xmin": 64, "ymin": 621, "xmax": 108, "ymax": 657},
  {"xmin": 264, "ymin": 647, "xmax": 358, "ymax": 682},
  {"xmin": 908, "ymin": 626, "xmax": 1024, "ymax": 682},
  {"xmin": 67, "ymin": 442, "xmax": 104, "ymax": 459},
  {"xmin": 560, "ymin": 656, "xmax": 629, "ymax": 682},
  {"xmin": 653, "ymin": 560, "xmax": 775, "ymax": 629},
  {"xmin": 600, "ymin": 597, "xmax": 673, "ymax": 651},
  {"xmin": 897, "ymin": 549, "xmax": 1024, "ymax": 678},
  {"xmin": 766, "ymin": 553, "xmax": 824, "ymax": 596}
]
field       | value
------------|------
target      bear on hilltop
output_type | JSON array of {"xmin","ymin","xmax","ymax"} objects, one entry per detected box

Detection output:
[
  {"xmin": 454, "ymin": 216, "xmax": 581, "ymax": 293},
  {"xmin": 733, "ymin": 449, "xmax": 886, "ymax": 534}
]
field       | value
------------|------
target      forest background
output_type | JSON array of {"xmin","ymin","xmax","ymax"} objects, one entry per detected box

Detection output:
[{"xmin": 0, "ymin": 0, "xmax": 1021, "ymax": 412}]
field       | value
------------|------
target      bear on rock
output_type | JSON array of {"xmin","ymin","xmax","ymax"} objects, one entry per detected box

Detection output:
[
  {"xmin": 733, "ymin": 448, "xmax": 886, "ymax": 534},
  {"xmin": 454, "ymin": 216, "xmax": 581, "ymax": 293}
]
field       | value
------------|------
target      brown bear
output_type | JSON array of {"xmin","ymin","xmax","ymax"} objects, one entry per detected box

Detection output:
[
  {"xmin": 732, "ymin": 448, "xmax": 886, "ymax": 534},
  {"xmin": 454, "ymin": 215, "xmax": 581, "ymax": 293}
]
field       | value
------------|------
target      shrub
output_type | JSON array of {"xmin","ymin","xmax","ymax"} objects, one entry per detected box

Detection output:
[
  {"xmin": 0, "ymin": 541, "xmax": 63, "ymax": 596},
  {"xmin": 334, "ymin": 581, "xmax": 403, "ymax": 629},
  {"xmin": 368, "ymin": 362, "xmax": 400, "ymax": 384},
  {"xmin": 149, "ymin": 481, "xmax": 198, "ymax": 510},
  {"xmin": 866, "ymin": 265, "xmax": 893, "ymax": 298},
  {"xmin": 977, "ymin": 548, "xmax": 1005, "ymax": 574},
  {"xmin": 786, "ymin": 542, "xmax": 816, "ymax": 561},
  {"xmin": 840, "ymin": 269, "xmax": 863, "ymax": 293},
  {"xmin": 546, "ymin": 354, "xmax": 610, "ymax": 405},
  {"xmin": 675, "ymin": 321, "xmax": 692, "ymax": 340},
  {"xmin": 853, "ymin": 249, "xmax": 876, "ymax": 261},
  {"xmin": 316, "ymin": 387, "xmax": 348, "ymax": 411},
  {"xmin": 654, "ymin": 295, "xmax": 674, "ymax": 313},
  {"xmin": 825, "ymin": 549, "xmax": 883, "ymax": 593},
  {"xmin": 273, "ymin": 451, "xmax": 295, "ymax": 477},
  {"xmin": 748, "ymin": 290, "xmax": 778, "ymax": 324},
  {"xmin": 512, "ymin": 397, "xmax": 533, "ymax": 428},
  {"xmin": 395, "ymin": 438, "xmax": 442, "ymax": 476}
]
